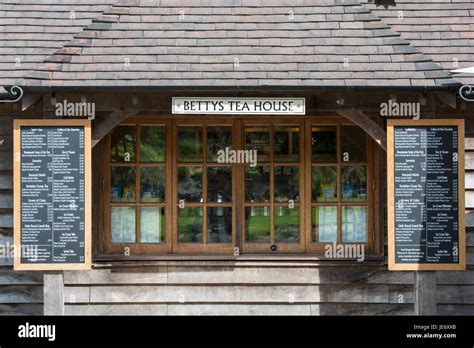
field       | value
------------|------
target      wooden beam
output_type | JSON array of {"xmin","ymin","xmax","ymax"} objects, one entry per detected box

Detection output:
[
  {"xmin": 336, "ymin": 108, "xmax": 387, "ymax": 152},
  {"xmin": 44, "ymin": 272, "xmax": 64, "ymax": 315},
  {"xmin": 414, "ymin": 272, "xmax": 437, "ymax": 315},
  {"xmin": 92, "ymin": 110, "xmax": 137, "ymax": 147}
]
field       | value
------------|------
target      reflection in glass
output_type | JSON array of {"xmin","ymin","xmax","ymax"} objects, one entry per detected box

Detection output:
[
  {"xmin": 111, "ymin": 206, "xmax": 135, "ymax": 243},
  {"xmin": 245, "ymin": 126, "xmax": 270, "ymax": 162},
  {"xmin": 140, "ymin": 207, "xmax": 165, "ymax": 243},
  {"xmin": 245, "ymin": 166, "xmax": 270, "ymax": 202},
  {"xmin": 274, "ymin": 206, "xmax": 299, "ymax": 243},
  {"xmin": 341, "ymin": 126, "xmax": 367, "ymax": 162},
  {"xmin": 207, "ymin": 166, "xmax": 232, "ymax": 202},
  {"xmin": 207, "ymin": 207, "xmax": 232, "ymax": 243},
  {"xmin": 312, "ymin": 166, "xmax": 337, "ymax": 202},
  {"xmin": 178, "ymin": 166, "xmax": 203, "ymax": 202},
  {"xmin": 140, "ymin": 167, "xmax": 165, "ymax": 203},
  {"xmin": 274, "ymin": 166, "xmax": 299, "ymax": 202},
  {"xmin": 312, "ymin": 126, "xmax": 336, "ymax": 162},
  {"xmin": 140, "ymin": 126, "xmax": 165, "ymax": 162},
  {"xmin": 274, "ymin": 126, "xmax": 299, "ymax": 161},
  {"xmin": 178, "ymin": 126, "xmax": 202, "ymax": 162},
  {"xmin": 111, "ymin": 126, "xmax": 136, "ymax": 162},
  {"xmin": 110, "ymin": 166, "xmax": 136, "ymax": 202},
  {"xmin": 178, "ymin": 207, "xmax": 203, "ymax": 243},
  {"xmin": 207, "ymin": 126, "xmax": 232, "ymax": 162},
  {"xmin": 312, "ymin": 206, "xmax": 337, "ymax": 242},
  {"xmin": 342, "ymin": 206, "xmax": 367, "ymax": 242},
  {"xmin": 245, "ymin": 207, "xmax": 270, "ymax": 242},
  {"xmin": 342, "ymin": 166, "xmax": 367, "ymax": 201}
]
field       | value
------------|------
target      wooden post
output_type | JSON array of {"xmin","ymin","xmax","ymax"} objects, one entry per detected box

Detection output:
[
  {"xmin": 414, "ymin": 272, "xmax": 437, "ymax": 315},
  {"xmin": 43, "ymin": 271, "xmax": 64, "ymax": 315}
]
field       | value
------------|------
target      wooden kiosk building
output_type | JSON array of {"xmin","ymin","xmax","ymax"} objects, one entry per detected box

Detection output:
[{"xmin": 0, "ymin": 0, "xmax": 473, "ymax": 315}]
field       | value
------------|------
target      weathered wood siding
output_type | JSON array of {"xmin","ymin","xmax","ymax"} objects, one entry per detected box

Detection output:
[{"xmin": 63, "ymin": 264, "xmax": 414, "ymax": 315}]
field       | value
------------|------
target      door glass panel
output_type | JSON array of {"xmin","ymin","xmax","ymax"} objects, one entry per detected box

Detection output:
[
  {"xmin": 245, "ymin": 206, "xmax": 270, "ymax": 243},
  {"xmin": 178, "ymin": 207, "xmax": 203, "ymax": 243},
  {"xmin": 140, "ymin": 167, "xmax": 165, "ymax": 203},
  {"xmin": 207, "ymin": 126, "xmax": 232, "ymax": 162},
  {"xmin": 111, "ymin": 126, "xmax": 136, "ymax": 162},
  {"xmin": 341, "ymin": 126, "xmax": 367, "ymax": 162},
  {"xmin": 341, "ymin": 166, "xmax": 367, "ymax": 202},
  {"xmin": 207, "ymin": 207, "xmax": 232, "ymax": 243},
  {"xmin": 207, "ymin": 166, "xmax": 232, "ymax": 202},
  {"xmin": 178, "ymin": 166, "xmax": 203, "ymax": 202},
  {"xmin": 342, "ymin": 206, "xmax": 367, "ymax": 242},
  {"xmin": 140, "ymin": 126, "xmax": 165, "ymax": 162},
  {"xmin": 178, "ymin": 126, "xmax": 202, "ymax": 162},
  {"xmin": 110, "ymin": 166, "xmax": 136, "ymax": 203},
  {"xmin": 312, "ymin": 126, "xmax": 336, "ymax": 162},
  {"xmin": 245, "ymin": 126, "xmax": 270, "ymax": 162},
  {"xmin": 245, "ymin": 166, "xmax": 270, "ymax": 202},
  {"xmin": 312, "ymin": 166, "xmax": 337, "ymax": 202},
  {"xmin": 111, "ymin": 206, "xmax": 135, "ymax": 243},
  {"xmin": 274, "ymin": 125, "xmax": 299, "ymax": 162},
  {"xmin": 312, "ymin": 206, "xmax": 337, "ymax": 242},
  {"xmin": 274, "ymin": 206, "xmax": 299, "ymax": 243},
  {"xmin": 274, "ymin": 166, "xmax": 299, "ymax": 202},
  {"xmin": 140, "ymin": 207, "xmax": 165, "ymax": 243}
]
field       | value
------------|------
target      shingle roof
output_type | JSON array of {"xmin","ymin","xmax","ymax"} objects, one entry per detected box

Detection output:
[
  {"xmin": 1, "ymin": 0, "xmax": 470, "ymax": 89},
  {"xmin": 0, "ymin": 0, "xmax": 116, "ymax": 86},
  {"xmin": 362, "ymin": 0, "xmax": 474, "ymax": 84}
]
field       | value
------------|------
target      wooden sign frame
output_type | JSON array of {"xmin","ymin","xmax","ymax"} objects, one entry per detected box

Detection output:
[
  {"xmin": 13, "ymin": 119, "xmax": 92, "ymax": 270},
  {"xmin": 387, "ymin": 119, "xmax": 465, "ymax": 271}
]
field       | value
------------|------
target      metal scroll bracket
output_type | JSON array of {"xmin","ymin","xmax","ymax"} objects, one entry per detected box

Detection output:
[
  {"xmin": 459, "ymin": 84, "xmax": 474, "ymax": 102},
  {"xmin": 0, "ymin": 86, "xmax": 24, "ymax": 103}
]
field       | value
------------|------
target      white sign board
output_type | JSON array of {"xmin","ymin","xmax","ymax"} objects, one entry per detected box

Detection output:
[{"xmin": 172, "ymin": 97, "xmax": 305, "ymax": 115}]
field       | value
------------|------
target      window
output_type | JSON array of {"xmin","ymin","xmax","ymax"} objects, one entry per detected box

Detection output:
[{"xmin": 101, "ymin": 117, "xmax": 376, "ymax": 256}]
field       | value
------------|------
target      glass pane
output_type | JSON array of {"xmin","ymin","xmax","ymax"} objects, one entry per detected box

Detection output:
[
  {"xmin": 274, "ymin": 206, "xmax": 299, "ymax": 243},
  {"xmin": 341, "ymin": 126, "xmax": 367, "ymax": 162},
  {"xmin": 312, "ymin": 206, "xmax": 337, "ymax": 242},
  {"xmin": 274, "ymin": 166, "xmax": 299, "ymax": 202},
  {"xmin": 178, "ymin": 166, "xmax": 203, "ymax": 202},
  {"xmin": 207, "ymin": 166, "xmax": 232, "ymax": 203},
  {"xmin": 342, "ymin": 206, "xmax": 367, "ymax": 242},
  {"xmin": 140, "ymin": 126, "xmax": 165, "ymax": 162},
  {"xmin": 245, "ymin": 126, "xmax": 270, "ymax": 162},
  {"xmin": 274, "ymin": 126, "xmax": 299, "ymax": 161},
  {"xmin": 140, "ymin": 167, "xmax": 165, "ymax": 203},
  {"xmin": 207, "ymin": 207, "xmax": 232, "ymax": 243},
  {"xmin": 111, "ymin": 126, "xmax": 136, "ymax": 162},
  {"xmin": 140, "ymin": 207, "xmax": 165, "ymax": 243},
  {"xmin": 312, "ymin": 126, "xmax": 336, "ymax": 163},
  {"xmin": 111, "ymin": 206, "xmax": 135, "ymax": 243},
  {"xmin": 207, "ymin": 126, "xmax": 232, "ymax": 162},
  {"xmin": 245, "ymin": 166, "xmax": 270, "ymax": 202},
  {"xmin": 178, "ymin": 126, "xmax": 202, "ymax": 162},
  {"xmin": 312, "ymin": 166, "xmax": 337, "ymax": 202},
  {"xmin": 245, "ymin": 206, "xmax": 270, "ymax": 243},
  {"xmin": 342, "ymin": 166, "xmax": 367, "ymax": 202},
  {"xmin": 110, "ymin": 166, "xmax": 135, "ymax": 203},
  {"xmin": 178, "ymin": 207, "xmax": 203, "ymax": 243}
]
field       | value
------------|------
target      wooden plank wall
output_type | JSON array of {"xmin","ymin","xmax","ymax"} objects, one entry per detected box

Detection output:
[
  {"xmin": 63, "ymin": 264, "xmax": 414, "ymax": 315},
  {"xmin": 436, "ymin": 119, "xmax": 474, "ymax": 315},
  {"xmin": 0, "ymin": 112, "xmax": 44, "ymax": 315}
]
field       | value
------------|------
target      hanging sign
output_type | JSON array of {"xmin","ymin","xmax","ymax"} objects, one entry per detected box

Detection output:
[{"xmin": 172, "ymin": 97, "xmax": 305, "ymax": 115}]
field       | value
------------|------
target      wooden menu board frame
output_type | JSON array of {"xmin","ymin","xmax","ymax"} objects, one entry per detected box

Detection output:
[
  {"xmin": 387, "ymin": 119, "xmax": 465, "ymax": 271},
  {"xmin": 13, "ymin": 119, "xmax": 92, "ymax": 270}
]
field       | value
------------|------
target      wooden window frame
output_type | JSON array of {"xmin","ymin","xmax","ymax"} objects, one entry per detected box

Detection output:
[{"xmin": 99, "ymin": 115, "xmax": 380, "ymax": 257}]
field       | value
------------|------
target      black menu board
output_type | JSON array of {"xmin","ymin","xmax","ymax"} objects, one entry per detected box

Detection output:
[
  {"xmin": 388, "ymin": 119, "xmax": 465, "ymax": 271},
  {"xmin": 14, "ymin": 120, "xmax": 91, "ymax": 270}
]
